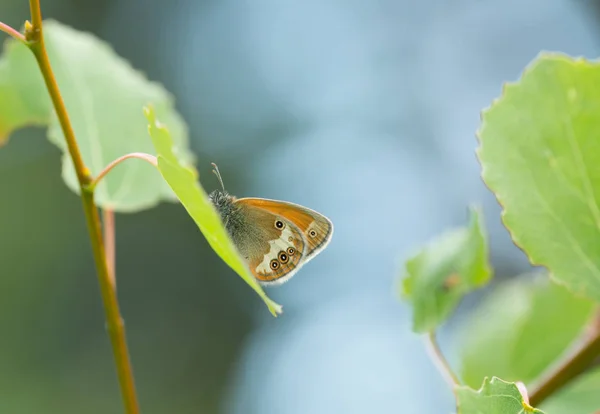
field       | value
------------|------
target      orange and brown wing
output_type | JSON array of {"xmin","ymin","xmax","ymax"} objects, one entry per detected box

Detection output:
[
  {"xmin": 236, "ymin": 197, "xmax": 333, "ymax": 260},
  {"xmin": 234, "ymin": 201, "xmax": 307, "ymax": 285}
]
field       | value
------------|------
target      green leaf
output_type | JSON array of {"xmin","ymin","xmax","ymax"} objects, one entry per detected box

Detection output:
[
  {"xmin": 458, "ymin": 275, "xmax": 594, "ymax": 388},
  {"xmin": 0, "ymin": 20, "xmax": 191, "ymax": 211},
  {"xmin": 477, "ymin": 52, "xmax": 600, "ymax": 302},
  {"xmin": 540, "ymin": 366, "xmax": 600, "ymax": 414},
  {"xmin": 0, "ymin": 35, "xmax": 51, "ymax": 143},
  {"xmin": 143, "ymin": 106, "xmax": 282, "ymax": 316},
  {"xmin": 456, "ymin": 377, "xmax": 545, "ymax": 414},
  {"xmin": 400, "ymin": 206, "xmax": 492, "ymax": 333}
]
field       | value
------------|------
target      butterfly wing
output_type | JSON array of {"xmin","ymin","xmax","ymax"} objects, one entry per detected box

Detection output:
[
  {"xmin": 235, "ymin": 198, "xmax": 333, "ymax": 262},
  {"xmin": 231, "ymin": 201, "xmax": 307, "ymax": 285}
]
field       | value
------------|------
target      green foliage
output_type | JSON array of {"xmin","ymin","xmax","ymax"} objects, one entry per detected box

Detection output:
[
  {"xmin": 540, "ymin": 367, "xmax": 600, "ymax": 413},
  {"xmin": 144, "ymin": 106, "xmax": 282, "ymax": 316},
  {"xmin": 458, "ymin": 275, "xmax": 594, "ymax": 388},
  {"xmin": 0, "ymin": 20, "xmax": 191, "ymax": 211},
  {"xmin": 400, "ymin": 52, "xmax": 600, "ymax": 413},
  {"xmin": 455, "ymin": 377, "xmax": 544, "ymax": 414},
  {"xmin": 0, "ymin": 34, "xmax": 50, "ymax": 142},
  {"xmin": 400, "ymin": 206, "xmax": 492, "ymax": 332},
  {"xmin": 2, "ymin": 8, "xmax": 599, "ymax": 412},
  {"xmin": 477, "ymin": 52, "xmax": 600, "ymax": 302}
]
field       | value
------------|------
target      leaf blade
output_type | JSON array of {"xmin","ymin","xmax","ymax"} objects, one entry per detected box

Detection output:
[
  {"xmin": 1, "ymin": 20, "xmax": 192, "ymax": 211},
  {"xmin": 456, "ymin": 377, "xmax": 545, "ymax": 414},
  {"xmin": 0, "ymin": 36, "xmax": 51, "ymax": 143},
  {"xmin": 457, "ymin": 275, "xmax": 594, "ymax": 388},
  {"xmin": 144, "ymin": 106, "xmax": 282, "ymax": 316},
  {"xmin": 400, "ymin": 206, "xmax": 492, "ymax": 333},
  {"xmin": 477, "ymin": 52, "xmax": 600, "ymax": 301}
]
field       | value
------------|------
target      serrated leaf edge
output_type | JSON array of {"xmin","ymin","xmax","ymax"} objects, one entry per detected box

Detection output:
[{"xmin": 474, "ymin": 51, "xmax": 600, "ymax": 298}]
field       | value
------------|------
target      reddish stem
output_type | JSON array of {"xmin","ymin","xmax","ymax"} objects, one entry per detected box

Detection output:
[
  {"xmin": 87, "ymin": 152, "xmax": 157, "ymax": 192},
  {"xmin": 0, "ymin": 21, "xmax": 25, "ymax": 43},
  {"xmin": 103, "ymin": 208, "xmax": 116, "ymax": 290}
]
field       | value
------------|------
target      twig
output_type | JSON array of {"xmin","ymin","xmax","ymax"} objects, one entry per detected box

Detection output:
[
  {"xmin": 425, "ymin": 331, "xmax": 460, "ymax": 388},
  {"xmin": 587, "ymin": 308, "xmax": 600, "ymax": 337},
  {"xmin": 25, "ymin": 2, "xmax": 140, "ymax": 413},
  {"xmin": 86, "ymin": 152, "xmax": 157, "ymax": 192},
  {"xmin": 529, "ymin": 327, "xmax": 600, "ymax": 406},
  {"xmin": 28, "ymin": 0, "xmax": 42, "ymax": 29},
  {"xmin": 516, "ymin": 381, "xmax": 530, "ymax": 404},
  {"xmin": 103, "ymin": 208, "xmax": 116, "ymax": 290},
  {"xmin": 24, "ymin": 7, "xmax": 88, "ymax": 185},
  {"xmin": 0, "ymin": 21, "xmax": 26, "ymax": 42}
]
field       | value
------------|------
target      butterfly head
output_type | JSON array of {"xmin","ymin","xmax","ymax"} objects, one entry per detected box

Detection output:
[
  {"xmin": 209, "ymin": 163, "xmax": 239, "ymax": 225},
  {"xmin": 209, "ymin": 185, "xmax": 236, "ymax": 208}
]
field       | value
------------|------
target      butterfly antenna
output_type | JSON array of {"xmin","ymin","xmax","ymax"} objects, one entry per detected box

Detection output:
[{"xmin": 211, "ymin": 162, "xmax": 226, "ymax": 191}]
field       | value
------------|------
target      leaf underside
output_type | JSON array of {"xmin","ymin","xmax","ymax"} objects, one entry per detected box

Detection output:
[
  {"xmin": 400, "ymin": 206, "xmax": 492, "ymax": 333},
  {"xmin": 144, "ymin": 106, "xmax": 282, "ymax": 316},
  {"xmin": 458, "ymin": 274, "xmax": 593, "ymax": 388},
  {"xmin": 0, "ymin": 20, "xmax": 192, "ymax": 212}
]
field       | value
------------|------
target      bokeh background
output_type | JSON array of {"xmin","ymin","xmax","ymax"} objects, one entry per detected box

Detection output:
[{"xmin": 1, "ymin": 1, "xmax": 600, "ymax": 413}]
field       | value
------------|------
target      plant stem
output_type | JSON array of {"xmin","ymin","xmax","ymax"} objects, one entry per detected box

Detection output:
[
  {"xmin": 25, "ymin": 2, "xmax": 140, "ymax": 413},
  {"xmin": 87, "ymin": 152, "xmax": 157, "ymax": 192},
  {"xmin": 0, "ymin": 21, "xmax": 25, "ymax": 42},
  {"xmin": 515, "ymin": 382, "xmax": 530, "ymax": 404},
  {"xmin": 81, "ymin": 192, "xmax": 139, "ymax": 413},
  {"xmin": 28, "ymin": 0, "xmax": 42, "ymax": 29},
  {"xmin": 103, "ymin": 208, "xmax": 116, "ymax": 290},
  {"xmin": 25, "ymin": 4, "xmax": 89, "ymax": 185},
  {"xmin": 425, "ymin": 331, "xmax": 460, "ymax": 389},
  {"xmin": 529, "ymin": 328, "xmax": 600, "ymax": 406}
]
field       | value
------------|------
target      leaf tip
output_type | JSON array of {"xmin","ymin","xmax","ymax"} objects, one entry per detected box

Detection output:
[
  {"xmin": 268, "ymin": 302, "xmax": 284, "ymax": 317},
  {"xmin": 143, "ymin": 104, "xmax": 156, "ymax": 124}
]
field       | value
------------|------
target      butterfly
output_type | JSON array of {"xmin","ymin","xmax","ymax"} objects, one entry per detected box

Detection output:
[{"xmin": 208, "ymin": 163, "xmax": 333, "ymax": 286}]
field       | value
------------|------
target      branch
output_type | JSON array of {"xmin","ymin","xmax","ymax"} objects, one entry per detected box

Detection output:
[
  {"xmin": 86, "ymin": 152, "xmax": 157, "ymax": 192},
  {"xmin": 425, "ymin": 331, "xmax": 460, "ymax": 389},
  {"xmin": 25, "ymin": 2, "xmax": 140, "ymax": 413},
  {"xmin": 0, "ymin": 21, "xmax": 25, "ymax": 43},
  {"xmin": 24, "ymin": 8, "xmax": 88, "ymax": 185},
  {"xmin": 103, "ymin": 208, "xmax": 116, "ymax": 290},
  {"xmin": 529, "ymin": 323, "xmax": 600, "ymax": 406},
  {"xmin": 28, "ymin": 0, "xmax": 42, "ymax": 30}
]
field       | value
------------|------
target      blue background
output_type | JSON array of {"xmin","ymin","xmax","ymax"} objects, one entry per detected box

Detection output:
[{"xmin": 0, "ymin": 1, "xmax": 598, "ymax": 413}]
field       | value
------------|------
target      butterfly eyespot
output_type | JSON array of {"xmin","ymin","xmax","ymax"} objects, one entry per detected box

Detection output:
[
  {"xmin": 278, "ymin": 251, "xmax": 289, "ymax": 264},
  {"xmin": 274, "ymin": 220, "xmax": 285, "ymax": 229},
  {"xmin": 309, "ymin": 229, "xmax": 317, "ymax": 238},
  {"xmin": 270, "ymin": 259, "xmax": 280, "ymax": 270},
  {"xmin": 287, "ymin": 247, "xmax": 295, "ymax": 256}
]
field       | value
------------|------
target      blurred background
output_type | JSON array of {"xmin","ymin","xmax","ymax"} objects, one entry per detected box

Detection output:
[{"xmin": 1, "ymin": 0, "xmax": 600, "ymax": 413}]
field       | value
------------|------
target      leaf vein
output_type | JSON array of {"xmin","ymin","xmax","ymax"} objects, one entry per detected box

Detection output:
[
  {"xmin": 514, "ymin": 148, "xmax": 600, "ymax": 282},
  {"xmin": 563, "ymin": 116, "xmax": 600, "ymax": 231}
]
